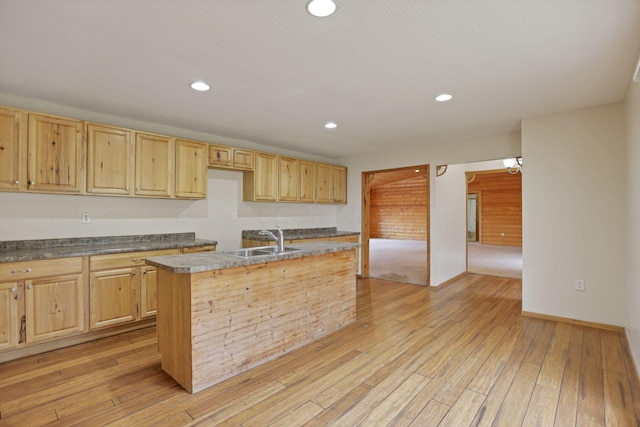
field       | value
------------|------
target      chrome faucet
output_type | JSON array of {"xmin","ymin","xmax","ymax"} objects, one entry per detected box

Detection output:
[{"xmin": 259, "ymin": 225, "xmax": 285, "ymax": 252}]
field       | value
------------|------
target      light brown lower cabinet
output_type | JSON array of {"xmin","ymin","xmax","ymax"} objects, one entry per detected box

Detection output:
[
  {"xmin": 89, "ymin": 249, "xmax": 179, "ymax": 330},
  {"xmin": 0, "ymin": 257, "xmax": 85, "ymax": 350}
]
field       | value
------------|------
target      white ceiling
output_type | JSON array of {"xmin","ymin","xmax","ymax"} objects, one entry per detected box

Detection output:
[{"xmin": 1, "ymin": 0, "xmax": 639, "ymax": 160}]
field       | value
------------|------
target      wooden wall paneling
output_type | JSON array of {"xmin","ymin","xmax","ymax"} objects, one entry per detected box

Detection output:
[
  {"xmin": 466, "ymin": 171, "xmax": 522, "ymax": 246},
  {"xmin": 370, "ymin": 176, "xmax": 427, "ymax": 240}
]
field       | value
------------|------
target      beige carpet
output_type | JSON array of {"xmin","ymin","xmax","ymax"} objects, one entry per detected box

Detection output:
[
  {"xmin": 467, "ymin": 242, "xmax": 522, "ymax": 278},
  {"xmin": 369, "ymin": 238, "xmax": 428, "ymax": 286}
]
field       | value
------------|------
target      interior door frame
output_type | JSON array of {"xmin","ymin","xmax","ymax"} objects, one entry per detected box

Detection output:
[{"xmin": 361, "ymin": 164, "xmax": 430, "ymax": 285}]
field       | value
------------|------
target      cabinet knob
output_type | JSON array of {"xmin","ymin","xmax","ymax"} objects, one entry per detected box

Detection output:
[
  {"xmin": 28, "ymin": 181, "xmax": 35, "ymax": 186},
  {"xmin": 27, "ymin": 284, "xmax": 33, "ymax": 290},
  {"xmin": 136, "ymin": 187, "xmax": 140, "ymax": 191},
  {"xmin": 14, "ymin": 180, "xmax": 19, "ymax": 185},
  {"xmin": 10, "ymin": 287, "xmax": 16, "ymax": 293},
  {"xmin": 11, "ymin": 268, "xmax": 32, "ymax": 274},
  {"xmin": 125, "ymin": 187, "xmax": 130, "ymax": 191}
]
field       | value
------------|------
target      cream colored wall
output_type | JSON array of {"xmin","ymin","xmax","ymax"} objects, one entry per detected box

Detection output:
[
  {"xmin": 0, "ymin": 169, "xmax": 339, "ymax": 250},
  {"xmin": 625, "ymin": 79, "xmax": 640, "ymax": 371},
  {"xmin": 521, "ymin": 102, "xmax": 627, "ymax": 327},
  {"xmin": 429, "ymin": 164, "xmax": 467, "ymax": 285},
  {"xmin": 337, "ymin": 133, "xmax": 521, "ymax": 284},
  {"xmin": 0, "ymin": 95, "xmax": 340, "ymax": 249}
]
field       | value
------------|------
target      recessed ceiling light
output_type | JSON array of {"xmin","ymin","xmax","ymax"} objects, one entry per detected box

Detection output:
[
  {"xmin": 190, "ymin": 81, "xmax": 210, "ymax": 91},
  {"xmin": 435, "ymin": 93, "xmax": 453, "ymax": 102},
  {"xmin": 324, "ymin": 122, "xmax": 337, "ymax": 129},
  {"xmin": 307, "ymin": 0, "xmax": 337, "ymax": 17}
]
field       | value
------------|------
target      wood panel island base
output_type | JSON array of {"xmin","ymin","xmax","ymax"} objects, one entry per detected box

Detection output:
[{"xmin": 147, "ymin": 243, "xmax": 357, "ymax": 393}]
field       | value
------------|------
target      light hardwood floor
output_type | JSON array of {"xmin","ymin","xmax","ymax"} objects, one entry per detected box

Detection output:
[{"xmin": 0, "ymin": 274, "xmax": 638, "ymax": 426}]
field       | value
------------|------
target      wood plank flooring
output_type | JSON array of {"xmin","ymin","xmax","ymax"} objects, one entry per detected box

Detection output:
[{"xmin": 0, "ymin": 274, "xmax": 638, "ymax": 426}]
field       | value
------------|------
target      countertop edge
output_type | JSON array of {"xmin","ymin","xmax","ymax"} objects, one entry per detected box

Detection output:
[{"xmin": 0, "ymin": 238, "xmax": 218, "ymax": 263}]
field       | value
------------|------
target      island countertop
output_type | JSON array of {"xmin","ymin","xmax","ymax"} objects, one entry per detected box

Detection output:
[{"xmin": 146, "ymin": 241, "xmax": 360, "ymax": 274}]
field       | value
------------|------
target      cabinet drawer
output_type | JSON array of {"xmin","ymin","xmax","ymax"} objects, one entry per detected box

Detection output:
[
  {"xmin": 0, "ymin": 257, "xmax": 83, "ymax": 281},
  {"xmin": 90, "ymin": 249, "xmax": 179, "ymax": 271},
  {"xmin": 329, "ymin": 235, "xmax": 359, "ymax": 243}
]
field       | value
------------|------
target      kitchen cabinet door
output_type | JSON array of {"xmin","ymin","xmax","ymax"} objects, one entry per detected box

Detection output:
[
  {"xmin": 244, "ymin": 152, "xmax": 278, "ymax": 201},
  {"xmin": 27, "ymin": 113, "xmax": 84, "ymax": 193},
  {"xmin": 140, "ymin": 266, "xmax": 158, "ymax": 318},
  {"xmin": 332, "ymin": 166, "xmax": 347, "ymax": 204},
  {"xmin": 278, "ymin": 156, "xmax": 299, "ymax": 202},
  {"xmin": 0, "ymin": 281, "xmax": 20, "ymax": 350},
  {"xmin": 232, "ymin": 149, "xmax": 254, "ymax": 170},
  {"xmin": 208, "ymin": 144, "xmax": 232, "ymax": 168},
  {"xmin": 25, "ymin": 273, "xmax": 85, "ymax": 343},
  {"xmin": 316, "ymin": 163, "xmax": 333, "ymax": 203},
  {"xmin": 86, "ymin": 123, "xmax": 133, "ymax": 195},
  {"xmin": 135, "ymin": 132, "xmax": 173, "ymax": 197},
  {"xmin": 175, "ymin": 139, "xmax": 207, "ymax": 199},
  {"xmin": 299, "ymin": 160, "xmax": 316, "ymax": 203},
  {"xmin": 90, "ymin": 268, "xmax": 137, "ymax": 329},
  {"xmin": 0, "ymin": 107, "xmax": 26, "ymax": 191}
]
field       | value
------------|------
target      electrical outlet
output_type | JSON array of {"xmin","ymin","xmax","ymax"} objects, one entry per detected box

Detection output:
[
  {"xmin": 575, "ymin": 279, "xmax": 585, "ymax": 291},
  {"xmin": 82, "ymin": 212, "xmax": 90, "ymax": 224},
  {"xmin": 232, "ymin": 211, "xmax": 238, "ymax": 221},
  {"xmin": 180, "ymin": 212, "xmax": 187, "ymax": 222}
]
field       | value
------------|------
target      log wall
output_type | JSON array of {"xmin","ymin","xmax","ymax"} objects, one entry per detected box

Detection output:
[
  {"xmin": 467, "ymin": 171, "xmax": 522, "ymax": 246},
  {"xmin": 371, "ymin": 176, "xmax": 427, "ymax": 240}
]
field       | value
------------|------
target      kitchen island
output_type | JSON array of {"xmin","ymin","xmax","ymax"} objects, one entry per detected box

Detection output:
[{"xmin": 146, "ymin": 241, "xmax": 358, "ymax": 393}]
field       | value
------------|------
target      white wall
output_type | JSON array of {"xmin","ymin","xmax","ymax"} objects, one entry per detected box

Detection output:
[
  {"xmin": 521, "ymin": 102, "xmax": 628, "ymax": 327},
  {"xmin": 0, "ymin": 169, "xmax": 340, "ymax": 250},
  {"xmin": 0, "ymin": 95, "xmax": 341, "ymax": 248},
  {"xmin": 430, "ymin": 164, "xmax": 467, "ymax": 285},
  {"xmin": 337, "ymin": 132, "xmax": 521, "ymax": 284},
  {"xmin": 625, "ymin": 79, "xmax": 640, "ymax": 371}
]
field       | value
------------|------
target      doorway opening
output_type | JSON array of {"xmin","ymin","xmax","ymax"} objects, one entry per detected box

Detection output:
[
  {"xmin": 465, "ymin": 168, "xmax": 522, "ymax": 278},
  {"xmin": 361, "ymin": 165, "xmax": 430, "ymax": 286}
]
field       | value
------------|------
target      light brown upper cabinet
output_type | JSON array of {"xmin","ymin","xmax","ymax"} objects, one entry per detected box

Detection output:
[
  {"xmin": 134, "ymin": 132, "xmax": 173, "ymax": 198},
  {"xmin": 28, "ymin": 113, "xmax": 84, "ymax": 193},
  {"xmin": 175, "ymin": 139, "xmax": 207, "ymax": 199},
  {"xmin": 243, "ymin": 152, "xmax": 278, "ymax": 201},
  {"xmin": 317, "ymin": 163, "xmax": 347, "ymax": 204},
  {"xmin": 0, "ymin": 107, "xmax": 26, "ymax": 191},
  {"xmin": 299, "ymin": 160, "xmax": 316, "ymax": 203},
  {"xmin": 332, "ymin": 165, "xmax": 347, "ymax": 203},
  {"xmin": 87, "ymin": 123, "xmax": 134, "ymax": 196},
  {"xmin": 278, "ymin": 156, "xmax": 299, "ymax": 202},
  {"xmin": 208, "ymin": 144, "xmax": 254, "ymax": 171},
  {"xmin": 232, "ymin": 149, "xmax": 254, "ymax": 170}
]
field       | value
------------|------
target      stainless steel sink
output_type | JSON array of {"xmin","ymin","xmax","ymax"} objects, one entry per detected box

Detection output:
[{"xmin": 221, "ymin": 246, "xmax": 301, "ymax": 258}]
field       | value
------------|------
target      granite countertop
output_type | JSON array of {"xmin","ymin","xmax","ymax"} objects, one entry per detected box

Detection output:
[
  {"xmin": 146, "ymin": 241, "xmax": 360, "ymax": 274},
  {"xmin": 242, "ymin": 227, "xmax": 359, "ymax": 241},
  {"xmin": 0, "ymin": 233, "xmax": 217, "ymax": 263}
]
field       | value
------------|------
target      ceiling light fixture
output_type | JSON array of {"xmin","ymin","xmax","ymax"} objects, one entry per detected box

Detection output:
[
  {"xmin": 190, "ymin": 81, "xmax": 210, "ymax": 91},
  {"xmin": 435, "ymin": 93, "xmax": 453, "ymax": 102},
  {"xmin": 324, "ymin": 122, "xmax": 337, "ymax": 129},
  {"xmin": 307, "ymin": 0, "xmax": 337, "ymax": 17},
  {"xmin": 503, "ymin": 157, "xmax": 523, "ymax": 174}
]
